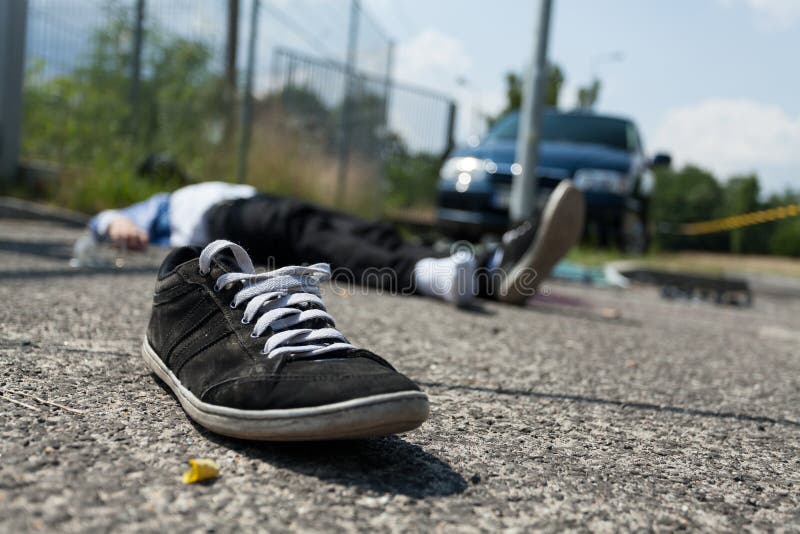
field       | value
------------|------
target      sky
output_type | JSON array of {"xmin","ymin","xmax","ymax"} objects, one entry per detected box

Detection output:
[{"xmin": 363, "ymin": 0, "xmax": 800, "ymax": 194}]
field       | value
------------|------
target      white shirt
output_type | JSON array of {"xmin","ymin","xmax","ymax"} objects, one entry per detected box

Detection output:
[{"xmin": 168, "ymin": 182, "xmax": 256, "ymax": 246}]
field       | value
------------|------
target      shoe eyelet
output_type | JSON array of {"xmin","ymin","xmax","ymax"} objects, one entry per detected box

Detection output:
[
  {"xmin": 250, "ymin": 332, "xmax": 259, "ymax": 338},
  {"xmin": 229, "ymin": 301, "xmax": 237, "ymax": 309},
  {"xmin": 241, "ymin": 318, "xmax": 250, "ymax": 325}
]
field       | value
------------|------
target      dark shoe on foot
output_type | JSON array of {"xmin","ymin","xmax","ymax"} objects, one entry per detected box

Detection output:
[
  {"xmin": 497, "ymin": 180, "xmax": 585, "ymax": 305},
  {"xmin": 142, "ymin": 240, "xmax": 429, "ymax": 441}
]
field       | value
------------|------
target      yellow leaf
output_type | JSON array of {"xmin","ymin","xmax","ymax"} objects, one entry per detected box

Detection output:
[{"xmin": 182, "ymin": 458, "xmax": 220, "ymax": 484}]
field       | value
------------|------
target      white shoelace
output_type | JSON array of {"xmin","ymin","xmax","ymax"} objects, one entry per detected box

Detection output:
[{"xmin": 198, "ymin": 240, "xmax": 355, "ymax": 359}]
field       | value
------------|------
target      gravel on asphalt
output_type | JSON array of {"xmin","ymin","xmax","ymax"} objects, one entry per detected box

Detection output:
[{"xmin": 1, "ymin": 219, "xmax": 799, "ymax": 531}]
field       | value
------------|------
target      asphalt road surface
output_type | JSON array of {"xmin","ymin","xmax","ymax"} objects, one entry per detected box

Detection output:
[{"xmin": 1, "ymin": 219, "xmax": 799, "ymax": 531}]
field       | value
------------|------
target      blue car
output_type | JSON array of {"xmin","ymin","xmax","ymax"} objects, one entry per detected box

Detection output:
[{"xmin": 436, "ymin": 109, "xmax": 670, "ymax": 252}]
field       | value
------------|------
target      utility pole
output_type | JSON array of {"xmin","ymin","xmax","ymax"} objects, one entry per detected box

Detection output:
[
  {"xmin": 335, "ymin": 0, "xmax": 360, "ymax": 207},
  {"xmin": 236, "ymin": 0, "xmax": 259, "ymax": 184},
  {"xmin": 129, "ymin": 0, "xmax": 145, "ymax": 137},
  {"xmin": 223, "ymin": 0, "xmax": 239, "ymax": 146},
  {"xmin": 510, "ymin": 0, "xmax": 553, "ymax": 222},
  {"xmin": 0, "ymin": 0, "xmax": 29, "ymax": 184}
]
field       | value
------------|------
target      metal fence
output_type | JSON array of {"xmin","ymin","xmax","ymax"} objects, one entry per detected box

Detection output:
[
  {"xmin": 19, "ymin": 0, "xmax": 455, "ymax": 213},
  {"xmin": 23, "ymin": 0, "xmax": 237, "ymax": 189},
  {"xmin": 264, "ymin": 47, "xmax": 454, "ymax": 211}
]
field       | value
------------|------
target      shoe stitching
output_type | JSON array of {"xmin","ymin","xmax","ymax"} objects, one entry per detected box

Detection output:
[
  {"xmin": 152, "ymin": 282, "xmax": 198, "ymax": 306},
  {"xmin": 161, "ymin": 293, "xmax": 217, "ymax": 360},
  {"xmin": 201, "ymin": 371, "xmax": 401, "ymax": 400},
  {"xmin": 172, "ymin": 327, "xmax": 234, "ymax": 377}
]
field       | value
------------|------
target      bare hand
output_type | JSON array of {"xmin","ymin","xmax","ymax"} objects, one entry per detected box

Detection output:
[{"xmin": 107, "ymin": 216, "xmax": 149, "ymax": 251}]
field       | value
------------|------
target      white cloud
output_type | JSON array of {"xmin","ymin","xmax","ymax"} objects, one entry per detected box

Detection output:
[
  {"xmin": 718, "ymin": 0, "xmax": 800, "ymax": 29},
  {"xmin": 478, "ymin": 89, "xmax": 506, "ymax": 120},
  {"xmin": 392, "ymin": 29, "xmax": 478, "ymax": 143},
  {"xmin": 652, "ymin": 98, "xmax": 800, "ymax": 192},
  {"xmin": 394, "ymin": 29, "xmax": 472, "ymax": 87}
]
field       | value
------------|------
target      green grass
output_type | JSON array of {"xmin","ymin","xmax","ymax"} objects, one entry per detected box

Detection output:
[
  {"xmin": 566, "ymin": 245, "xmax": 800, "ymax": 280},
  {"xmin": 565, "ymin": 246, "xmax": 632, "ymax": 267}
]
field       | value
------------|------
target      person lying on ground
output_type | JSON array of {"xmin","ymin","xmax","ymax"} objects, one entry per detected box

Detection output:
[
  {"xmin": 106, "ymin": 180, "xmax": 582, "ymax": 440},
  {"xmin": 81, "ymin": 179, "xmax": 584, "ymax": 306}
]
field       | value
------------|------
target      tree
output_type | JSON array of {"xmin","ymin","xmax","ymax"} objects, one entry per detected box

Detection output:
[
  {"xmin": 651, "ymin": 166, "xmax": 800, "ymax": 257},
  {"xmin": 766, "ymin": 190, "xmax": 800, "ymax": 257},
  {"xmin": 721, "ymin": 175, "xmax": 759, "ymax": 254},
  {"xmin": 21, "ymin": 6, "xmax": 229, "ymax": 211},
  {"xmin": 770, "ymin": 217, "xmax": 800, "ymax": 257},
  {"xmin": 545, "ymin": 64, "xmax": 564, "ymax": 108},
  {"xmin": 577, "ymin": 78, "xmax": 601, "ymax": 109},
  {"xmin": 258, "ymin": 85, "xmax": 336, "ymax": 151},
  {"xmin": 488, "ymin": 63, "xmax": 564, "ymax": 126},
  {"xmin": 651, "ymin": 165, "xmax": 727, "ymax": 251},
  {"xmin": 502, "ymin": 72, "xmax": 522, "ymax": 114}
]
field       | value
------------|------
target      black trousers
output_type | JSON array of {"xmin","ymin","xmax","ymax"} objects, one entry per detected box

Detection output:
[{"xmin": 205, "ymin": 194, "xmax": 436, "ymax": 290}]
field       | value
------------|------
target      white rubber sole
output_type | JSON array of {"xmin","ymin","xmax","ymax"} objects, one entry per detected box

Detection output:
[
  {"xmin": 499, "ymin": 180, "xmax": 586, "ymax": 305},
  {"xmin": 141, "ymin": 339, "xmax": 430, "ymax": 441}
]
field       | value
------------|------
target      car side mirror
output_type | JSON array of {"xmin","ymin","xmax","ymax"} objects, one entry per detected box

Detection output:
[{"xmin": 651, "ymin": 153, "xmax": 671, "ymax": 168}]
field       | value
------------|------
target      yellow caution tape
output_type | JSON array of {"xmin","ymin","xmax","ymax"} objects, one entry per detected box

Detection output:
[
  {"xmin": 182, "ymin": 458, "xmax": 220, "ymax": 484},
  {"xmin": 681, "ymin": 203, "xmax": 800, "ymax": 236}
]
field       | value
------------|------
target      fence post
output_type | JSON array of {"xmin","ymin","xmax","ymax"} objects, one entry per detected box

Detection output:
[
  {"xmin": 223, "ymin": 0, "xmax": 239, "ymax": 152},
  {"xmin": 225, "ymin": 0, "xmax": 239, "ymax": 94},
  {"xmin": 129, "ymin": 0, "xmax": 145, "ymax": 137},
  {"xmin": 0, "ymin": 0, "xmax": 28, "ymax": 184},
  {"xmin": 375, "ymin": 41, "xmax": 394, "ymax": 216},
  {"xmin": 335, "ymin": 0, "xmax": 360, "ymax": 207},
  {"xmin": 382, "ymin": 42, "xmax": 394, "ymax": 124},
  {"xmin": 236, "ymin": 0, "xmax": 259, "ymax": 184},
  {"xmin": 444, "ymin": 101, "xmax": 457, "ymax": 159}
]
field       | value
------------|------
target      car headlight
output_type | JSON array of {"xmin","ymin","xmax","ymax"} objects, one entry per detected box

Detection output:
[
  {"xmin": 440, "ymin": 157, "xmax": 491, "ymax": 192},
  {"xmin": 573, "ymin": 169, "xmax": 628, "ymax": 194}
]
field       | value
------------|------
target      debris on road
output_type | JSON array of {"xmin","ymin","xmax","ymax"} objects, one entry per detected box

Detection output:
[
  {"xmin": 1, "ymin": 388, "xmax": 84, "ymax": 414},
  {"xmin": 182, "ymin": 459, "xmax": 220, "ymax": 484},
  {"xmin": 551, "ymin": 259, "xmax": 625, "ymax": 287},
  {"xmin": 599, "ymin": 307, "xmax": 622, "ymax": 320},
  {"xmin": 617, "ymin": 267, "xmax": 753, "ymax": 307},
  {"xmin": 529, "ymin": 292, "xmax": 624, "ymax": 321},
  {"xmin": 0, "ymin": 390, "xmax": 40, "ymax": 411},
  {"xmin": 4, "ymin": 218, "xmax": 800, "ymax": 530}
]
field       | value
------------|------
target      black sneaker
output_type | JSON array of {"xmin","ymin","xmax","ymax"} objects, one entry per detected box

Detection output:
[
  {"xmin": 142, "ymin": 240, "xmax": 429, "ymax": 441},
  {"xmin": 496, "ymin": 180, "xmax": 585, "ymax": 304}
]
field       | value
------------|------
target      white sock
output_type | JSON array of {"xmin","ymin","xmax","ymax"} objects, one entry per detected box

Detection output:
[{"xmin": 413, "ymin": 252, "xmax": 477, "ymax": 306}]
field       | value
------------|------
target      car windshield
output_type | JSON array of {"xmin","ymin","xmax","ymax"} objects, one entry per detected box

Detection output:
[{"xmin": 486, "ymin": 112, "xmax": 639, "ymax": 152}]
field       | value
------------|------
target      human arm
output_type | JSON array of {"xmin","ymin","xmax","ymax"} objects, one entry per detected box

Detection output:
[{"xmin": 88, "ymin": 192, "xmax": 169, "ymax": 250}]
